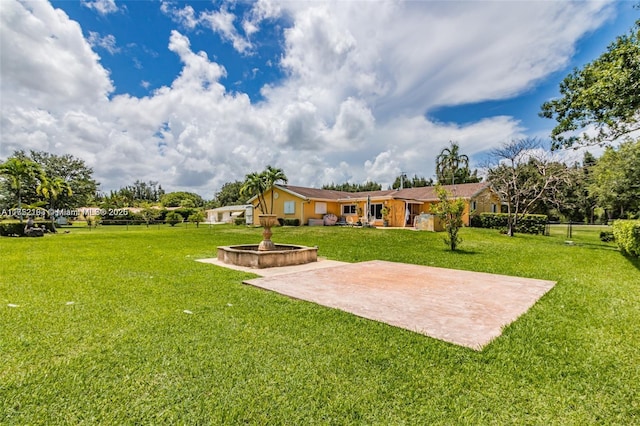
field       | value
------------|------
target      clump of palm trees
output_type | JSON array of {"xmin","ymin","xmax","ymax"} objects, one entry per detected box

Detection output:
[
  {"xmin": 0, "ymin": 157, "xmax": 72, "ymax": 224},
  {"xmin": 240, "ymin": 165, "xmax": 288, "ymax": 214},
  {"xmin": 435, "ymin": 141, "xmax": 480, "ymax": 185}
]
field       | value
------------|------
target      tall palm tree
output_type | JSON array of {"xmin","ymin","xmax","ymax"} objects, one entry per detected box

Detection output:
[
  {"xmin": 0, "ymin": 158, "xmax": 42, "ymax": 222},
  {"xmin": 436, "ymin": 141, "xmax": 470, "ymax": 185},
  {"xmin": 263, "ymin": 165, "xmax": 288, "ymax": 214},
  {"xmin": 37, "ymin": 175, "xmax": 73, "ymax": 225},
  {"xmin": 240, "ymin": 172, "xmax": 268, "ymax": 214}
]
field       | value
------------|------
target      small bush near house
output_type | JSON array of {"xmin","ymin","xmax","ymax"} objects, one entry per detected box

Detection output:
[
  {"xmin": 234, "ymin": 217, "xmax": 246, "ymax": 225},
  {"xmin": 612, "ymin": 220, "xmax": 640, "ymax": 257},
  {"xmin": 166, "ymin": 211, "xmax": 183, "ymax": 227},
  {"xmin": 283, "ymin": 218, "xmax": 300, "ymax": 226},
  {"xmin": 473, "ymin": 213, "xmax": 547, "ymax": 235}
]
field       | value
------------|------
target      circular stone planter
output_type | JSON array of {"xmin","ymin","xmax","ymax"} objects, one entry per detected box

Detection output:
[{"xmin": 217, "ymin": 244, "xmax": 318, "ymax": 269}]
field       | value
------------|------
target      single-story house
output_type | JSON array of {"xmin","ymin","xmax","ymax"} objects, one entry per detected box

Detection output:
[
  {"xmin": 205, "ymin": 205, "xmax": 253, "ymax": 224},
  {"xmin": 247, "ymin": 182, "xmax": 501, "ymax": 228}
]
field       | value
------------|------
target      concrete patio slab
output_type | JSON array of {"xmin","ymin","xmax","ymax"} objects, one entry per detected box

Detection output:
[{"xmin": 243, "ymin": 260, "xmax": 556, "ymax": 350}]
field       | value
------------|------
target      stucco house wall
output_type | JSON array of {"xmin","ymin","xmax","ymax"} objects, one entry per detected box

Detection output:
[{"xmin": 248, "ymin": 183, "xmax": 501, "ymax": 228}]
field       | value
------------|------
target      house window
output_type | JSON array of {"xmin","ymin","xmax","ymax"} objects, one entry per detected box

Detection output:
[
  {"xmin": 471, "ymin": 201, "xmax": 477, "ymax": 211},
  {"xmin": 315, "ymin": 202, "xmax": 327, "ymax": 214},
  {"xmin": 284, "ymin": 201, "xmax": 295, "ymax": 214},
  {"xmin": 370, "ymin": 203, "xmax": 383, "ymax": 220},
  {"xmin": 342, "ymin": 204, "xmax": 357, "ymax": 215},
  {"xmin": 491, "ymin": 204, "xmax": 497, "ymax": 213}
]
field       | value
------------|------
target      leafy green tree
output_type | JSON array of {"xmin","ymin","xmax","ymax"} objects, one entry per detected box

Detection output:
[
  {"xmin": 578, "ymin": 152, "xmax": 599, "ymax": 223},
  {"xmin": 435, "ymin": 141, "xmax": 480, "ymax": 185},
  {"xmin": 139, "ymin": 203, "xmax": 161, "ymax": 227},
  {"xmin": 160, "ymin": 191, "xmax": 204, "ymax": 208},
  {"xmin": 540, "ymin": 20, "xmax": 640, "ymax": 149},
  {"xmin": 104, "ymin": 180, "xmax": 164, "ymax": 206},
  {"xmin": 214, "ymin": 180, "xmax": 245, "ymax": 207},
  {"xmin": 391, "ymin": 174, "xmax": 434, "ymax": 189},
  {"xmin": 18, "ymin": 151, "xmax": 98, "ymax": 208},
  {"xmin": 165, "ymin": 211, "xmax": 183, "ymax": 227},
  {"xmin": 588, "ymin": 139, "xmax": 640, "ymax": 219},
  {"xmin": 431, "ymin": 184, "xmax": 466, "ymax": 251},
  {"xmin": 0, "ymin": 157, "xmax": 42, "ymax": 222},
  {"xmin": 188, "ymin": 211, "xmax": 205, "ymax": 228},
  {"xmin": 322, "ymin": 181, "xmax": 382, "ymax": 192}
]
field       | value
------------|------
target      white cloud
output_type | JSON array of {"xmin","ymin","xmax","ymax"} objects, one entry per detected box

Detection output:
[
  {"xmin": 160, "ymin": 2, "xmax": 198, "ymax": 30},
  {"xmin": 161, "ymin": 1, "xmax": 253, "ymax": 54},
  {"xmin": 0, "ymin": 0, "xmax": 616, "ymax": 198},
  {"xmin": 82, "ymin": 0, "xmax": 119, "ymax": 15},
  {"xmin": 0, "ymin": 1, "xmax": 113, "ymax": 110},
  {"xmin": 200, "ymin": 7, "xmax": 253, "ymax": 54},
  {"xmin": 88, "ymin": 32, "xmax": 120, "ymax": 54}
]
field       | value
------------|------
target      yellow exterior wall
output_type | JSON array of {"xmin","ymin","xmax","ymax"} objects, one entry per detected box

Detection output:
[
  {"xmin": 470, "ymin": 188, "xmax": 502, "ymax": 216},
  {"xmin": 251, "ymin": 187, "xmax": 343, "ymax": 225},
  {"xmin": 249, "ymin": 187, "xmax": 306, "ymax": 225}
]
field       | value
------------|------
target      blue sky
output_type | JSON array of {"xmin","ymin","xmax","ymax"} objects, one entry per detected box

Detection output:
[{"xmin": 1, "ymin": 0, "xmax": 636, "ymax": 198}]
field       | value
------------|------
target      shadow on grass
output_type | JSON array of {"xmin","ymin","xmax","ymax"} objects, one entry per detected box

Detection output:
[
  {"xmin": 572, "ymin": 242, "xmax": 620, "ymax": 252},
  {"xmin": 622, "ymin": 253, "xmax": 640, "ymax": 272},
  {"xmin": 449, "ymin": 249, "xmax": 477, "ymax": 255}
]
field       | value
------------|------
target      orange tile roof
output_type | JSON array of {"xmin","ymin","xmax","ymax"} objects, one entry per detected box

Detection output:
[{"xmin": 392, "ymin": 182, "xmax": 489, "ymax": 201}]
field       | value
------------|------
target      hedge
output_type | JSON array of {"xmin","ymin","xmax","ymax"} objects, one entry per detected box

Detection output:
[
  {"xmin": 471, "ymin": 213, "xmax": 548, "ymax": 234},
  {"xmin": 0, "ymin": 221, "xmax": 56, "ymax": 237},
  {"xmin": 612, "ymin": 220, "xmax": 640, "ymax": 257}
]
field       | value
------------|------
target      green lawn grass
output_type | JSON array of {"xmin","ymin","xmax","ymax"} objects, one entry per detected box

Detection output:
[{"xmin": 1, "ymin": 224, "xmax": 638, "ymax": 424}]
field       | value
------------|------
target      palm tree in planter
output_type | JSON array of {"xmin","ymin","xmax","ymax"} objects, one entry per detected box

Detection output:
[
  {"xmin": 241, "ymin": 166, "xmax": 288, "ymax": 250},
  {"xmin": 240, "ymin": 172, "xmax": 268, "ymax": 214},
  {"xmin": 263, "ymin": 165, "xmax": 288, "ymax": 213}
]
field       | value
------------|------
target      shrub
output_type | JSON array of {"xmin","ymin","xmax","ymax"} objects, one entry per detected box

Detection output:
[
  {"xmin": 473, "ymin": 213, "xmax": 547, "ymax": 234},
  {"xmin": 612, "ymin": 220, "xmax": 640, "ymax": 257},
  {"xmin": 470, "ymin": 215, "xmax": 483, "ymax": 228},
  {"xmin": 599, "ymin": 231, "xmax": 615, "ymax": 242},
  {"xmin": 234, "ymin": 217, "xmax": 246, "ymax": 225},
  {"xmin": 173, "ymin": 208, "xmax": 197, "ymax": 221},
  {"xmin": 283, "ymin": 218, "xmax": 300, "ymax": 226},
  {"xmin": 188, "ymin": 212, "xmax": 205, "ymax": 227},
  {"xmin": 0, "ymin": 221, "xmax": 56, "ymax": 236},
  {"xmin": 166, "ymin": 211, "xmax": 183, "ymax": 227}
]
